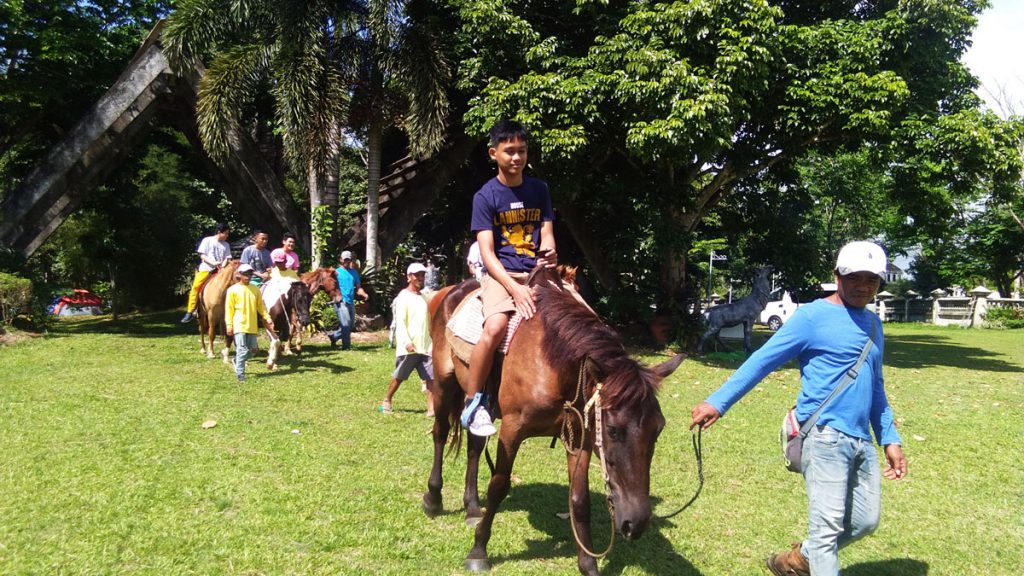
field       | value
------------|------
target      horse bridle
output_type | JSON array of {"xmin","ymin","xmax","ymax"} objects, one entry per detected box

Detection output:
[{"xmin": 560, "ymin": 358, "xmax": 617, "ymax": 559}]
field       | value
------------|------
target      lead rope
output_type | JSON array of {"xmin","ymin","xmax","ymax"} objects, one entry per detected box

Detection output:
[
  {"xmin": 654, "ymin": 426, "xmax": 704, "ymax": 520},
  {"xmin": 561, "ymin": 360, "xmax": 616, "ymax": 560}
]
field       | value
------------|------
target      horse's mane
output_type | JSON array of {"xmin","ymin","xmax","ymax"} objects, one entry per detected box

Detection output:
[
  {"xmin": 207, "ymin": 260, "xmax": 240, "ymax": 293},
  {"xmin": 533, "ymin": 276, "xmax": 661, "ymax": 409},
  {"xmin": 300, "ymin": 267, "xmax": 339, "ymax": 295}
]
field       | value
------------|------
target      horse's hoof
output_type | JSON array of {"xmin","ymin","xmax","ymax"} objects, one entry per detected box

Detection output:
[
  {"xmin": 464, "ymin": 558, "xmax": 490, "ymax": 572},
  {"xmin": 421, "ymin": 495, "xmax": 442, "ymax": 518},
  {"xmin": 464, "ymin": 514, "xmax": 482, "ymax": 528}
]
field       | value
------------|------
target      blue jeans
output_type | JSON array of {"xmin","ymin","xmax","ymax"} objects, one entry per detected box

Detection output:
[
  {"xmin": 801, "ymin": 425, "xmax": 882, "ymax": 576},
  {"xmin": 233, "ymin": 333, "xmax": 258, "ymax": 379},
  {"xmin": 331, "ymin": 301, "xmax": 354, "ymax": 349}
]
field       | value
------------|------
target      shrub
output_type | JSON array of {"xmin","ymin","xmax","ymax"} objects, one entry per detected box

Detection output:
[
  {"xmin": 0, "ymin": 272, "xmax": 33, "ymax": 325},
  {"xmin": 308, "ymin": 291, "xmax": 337, "ymax": 333},
  {"xmin": 983, "ymin": 306, "xmax": 1024, "ymax": 329}
]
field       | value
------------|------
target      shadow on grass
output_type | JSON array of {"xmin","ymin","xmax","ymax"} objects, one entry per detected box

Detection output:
[
  {"xmin": 52, "ymin": 310, "xmax": 188, "ymax": 337},
  {"xmin": 884, "ymin": 333, "xmax": 1021, "ymax": 372},
  {"xmin": 488, "ymin": 483, "xmax": 704, "ymax": 575},
  {"xmin": 844, "ymin": 558, "xmax": 929, "ymax": 575}
]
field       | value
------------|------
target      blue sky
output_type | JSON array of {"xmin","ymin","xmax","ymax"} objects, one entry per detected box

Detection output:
[{"xmin": 962, "ymin": 0, "xmax": 1024, "ymax": 116}]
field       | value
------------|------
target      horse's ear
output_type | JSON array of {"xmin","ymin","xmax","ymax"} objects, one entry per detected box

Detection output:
[{"xmin": 651, "ymin": 353, "xmax": 686, "ymax": 379}]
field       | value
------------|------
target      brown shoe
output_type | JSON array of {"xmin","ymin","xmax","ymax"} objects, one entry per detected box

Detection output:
[{"xmin": 766, "ymin": 542, "xmax": 810, "ymax": 576}]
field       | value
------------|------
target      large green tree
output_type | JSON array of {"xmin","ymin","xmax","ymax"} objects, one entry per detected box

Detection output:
[{"xmin": 452, "ymin": 0, "xmax": 992, "ymax": 315}]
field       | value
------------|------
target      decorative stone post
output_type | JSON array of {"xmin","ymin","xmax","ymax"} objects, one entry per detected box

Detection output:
[
  {"xmin": 930, "ymin": 288, "xmax": 946, "ymax": 324},
  {"xmin": 876, "ymin": 290, "xmax": 894, "ymax": 322},
  {"xmin": 969, "ymin": 285, "xmax": 992, "ymax": 328}
]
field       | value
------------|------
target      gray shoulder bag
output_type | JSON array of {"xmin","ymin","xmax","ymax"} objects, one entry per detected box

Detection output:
[{"xmin": 780, "ymin": 321, "xmax": 877, "ymax": 472}]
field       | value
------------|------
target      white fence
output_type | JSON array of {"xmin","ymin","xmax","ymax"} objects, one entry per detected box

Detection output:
[{"xmin": 877, "ymin": 287, "xmax": 1024, "ymax": 328}]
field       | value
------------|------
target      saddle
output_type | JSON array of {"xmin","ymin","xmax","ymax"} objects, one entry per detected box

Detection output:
[{"xmin": 445, "ymin": 288, "xmax": 524, "ymax": 364}]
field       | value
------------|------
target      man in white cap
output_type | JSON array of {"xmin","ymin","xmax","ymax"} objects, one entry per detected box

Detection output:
[
  {"xmin": 379, "ymin": 262, "xmax": 434, "ymax": 415},
  {"xmin": 330, "ymin": 250, "xmax": 369, "ymax": 349},
  {"xmin": 225, "ymin": 263, "xmax": 276, "ymax": 382},
  {"xmin": 689, "ymin": 240, "xmax": 907, "ymax": 576}
]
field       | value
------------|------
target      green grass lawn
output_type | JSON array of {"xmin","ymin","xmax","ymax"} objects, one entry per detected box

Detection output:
[{"xmin": 1, "ymin": 314, "xmax": 1021, "ymax": 575}]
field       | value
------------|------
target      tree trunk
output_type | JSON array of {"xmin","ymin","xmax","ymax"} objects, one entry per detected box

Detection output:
[
  {"xmin": 324, "ymin": 121, "xmax": 342, "ymax": 257},
  {"xmin": 365, "ymin": 120, "xmax": 383, "ymax": 270},
  {"xmin": 107, "ymin": 262, "xmax": 118, "ymax": 321},
  {"xmin": 308, "ymin": 159, "xmax": 324, "ymax": 268},
  {"xmin": 556, "ymin": 201, "xmax": 621, "ymax": 291}
]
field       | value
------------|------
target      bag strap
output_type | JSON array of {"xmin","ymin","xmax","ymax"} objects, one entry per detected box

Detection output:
[{"xmin": 797, "ymin": 320, "xmax": 877, "ymax": 438}]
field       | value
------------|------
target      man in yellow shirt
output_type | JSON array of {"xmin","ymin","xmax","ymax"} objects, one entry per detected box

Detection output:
[
  {"xmin": 379, "ymin": 263, "xmax": 434, "ymax": 415},
  {"xmin": 225, "ymin": 264, "xmax": 276, "ymax": 382}
]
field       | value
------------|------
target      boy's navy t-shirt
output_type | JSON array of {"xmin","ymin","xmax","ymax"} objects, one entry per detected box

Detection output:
[{"xmin": 471, "ymin": 176, "xmax": 554, "ymax": 273}]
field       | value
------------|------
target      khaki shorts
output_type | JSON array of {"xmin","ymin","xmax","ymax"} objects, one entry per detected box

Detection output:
[{"xmin": 480, "ymin": 272, "xmax": 530, "ymax": 319}]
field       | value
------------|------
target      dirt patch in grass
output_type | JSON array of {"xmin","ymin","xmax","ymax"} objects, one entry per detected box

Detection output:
[{"xmin": 0, "ymin": 329, "xmax": 38, "ymax": 346}]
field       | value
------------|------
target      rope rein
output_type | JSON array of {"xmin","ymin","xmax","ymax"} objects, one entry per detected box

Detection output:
[
  {"xmin": 561, "ymin": 360, "xmax": 616, "ymax": 560},
  {"xmin": 655, "ymin": 426, "xmax": 704, "ymax": 520}
]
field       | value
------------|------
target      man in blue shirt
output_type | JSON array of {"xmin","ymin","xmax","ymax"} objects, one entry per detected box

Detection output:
[
  {"xmin": 690, "ymin": 241, "xmax": 907, "ymax": 576},
  {"xmin": 329, "ymin": 250, "xmax": 368, "ymax": 350}
]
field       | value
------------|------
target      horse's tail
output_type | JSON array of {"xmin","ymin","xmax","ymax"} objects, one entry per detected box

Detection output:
[{"xmin": 445, "ymin": 408, "xmax": 463, "ymax": 460}]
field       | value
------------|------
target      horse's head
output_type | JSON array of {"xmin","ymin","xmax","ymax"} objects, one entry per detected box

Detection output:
[
  {"xmin": 303, "ymin": 268, "xmax": 341, "ymax": 300},
  {"xmin": 288, "ymin": 282, "xmax": 312, "ymax": 327},
  {"xmin": 596, "ymin": 353, "xmax": 685, "ymax": 541}
]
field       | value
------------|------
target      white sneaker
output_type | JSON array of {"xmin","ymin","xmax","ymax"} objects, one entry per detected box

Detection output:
[{"xmin": 468, "ymin": 408, "xmax": 497, "ymax": 437}]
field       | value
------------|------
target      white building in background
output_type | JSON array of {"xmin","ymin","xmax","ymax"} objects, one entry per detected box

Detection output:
[{"xmin": 885, "ymin": 262, "xmax": 905, "ymax": 284}]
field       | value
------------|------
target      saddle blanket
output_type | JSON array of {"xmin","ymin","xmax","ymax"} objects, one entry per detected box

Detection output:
[
  {"xmin": 261, "ymin": 276, "xmax": 300, "ymax": 311},
  {"xmin": 445, "ymin": 288, "xmax": 523, "ymax": 363}
]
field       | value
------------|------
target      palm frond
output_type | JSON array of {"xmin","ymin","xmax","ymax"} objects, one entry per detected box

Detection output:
[{"xmin": 195, "ymin": 43, "xmax": 274, "ymax": 156}]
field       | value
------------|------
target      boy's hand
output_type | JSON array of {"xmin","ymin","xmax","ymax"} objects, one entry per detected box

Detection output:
[
  {"xmin": 510, "ymin": 282, "xmax": 537, "ymax": 319},
  {"xmin": 226, "ymin": 329, "xmax": 234, "ymax": 338},
  {"xmin": 536, "ymin": 248, "xmax": 558, "ymax": 269}
]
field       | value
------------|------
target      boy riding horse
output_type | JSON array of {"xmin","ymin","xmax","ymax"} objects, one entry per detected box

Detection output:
[{"xmin": 461, "ymin": 120, "xmax": 558, "ymax": 437}]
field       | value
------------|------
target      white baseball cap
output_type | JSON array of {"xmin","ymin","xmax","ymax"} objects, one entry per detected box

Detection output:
[
  {"xmin": 237, "ymin": 263, "xmax": 255, "ymax": 274},
  {"xmin": 835, "ymin": 241, "xmax": 887, "ymax": 278},
  {"xmin": 340, "ymin": 250, "xmax": 353, "ymax": 261},
  {"xmin": 407, "ymin": 262, "xmax": 428, "ymax": 275}
]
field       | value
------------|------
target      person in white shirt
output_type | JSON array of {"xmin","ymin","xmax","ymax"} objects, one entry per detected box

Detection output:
[
  {"xmin": 181, "ymin": 223, "xmax": 232, "ymax": 323},
  {"xmin": 379, "ymin": 263, "xmax": 434, "ymax": 416}
]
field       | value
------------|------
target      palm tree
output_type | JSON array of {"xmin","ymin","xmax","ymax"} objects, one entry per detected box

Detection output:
[
  {"xmin": 163, "ymin": 0, "xmax": 360, "ymax": 265},
  {"xmin": 346, "ymin": 0, "xmax": 449, "ymax": 268},
  {"xmin": 165, "ymin": 0, "xmax": 450, "ymax": 269}
]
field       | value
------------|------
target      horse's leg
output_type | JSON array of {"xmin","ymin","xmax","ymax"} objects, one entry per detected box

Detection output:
[
  {"xmin": 464, "ymin": 432, "xmax": 522, "ymax": 573},
  {"xmin": 714, "ymin": 331, "xmax": 731, "ymax": 352},
  {"xmin": 206, "ymin": 318, "xmax": 217, "ymax": 358},
  {"xmin": 266, "ymin": 331, "xmax": 279, "ymax": 370},
  {"xmin": 422, "ymin": 391, "xmax": 453, "ymax": 518},
  {"xmin": 568, "ymin": 447, "xmax": 600, "ymax": 576},
  {"xmin": 221, "ymin": 331, "xmax": 231, "ymax": 364},
  {"xmin": 463, "ymin": 433, "xmax": 486, "ymax": 525},
  {"xmin": 743, "ymin": 321, "xmax": 753, "ymax": 355},
  {"xmin": 293, "ymin": 318, "xmax": 303, "ymax": 354}
]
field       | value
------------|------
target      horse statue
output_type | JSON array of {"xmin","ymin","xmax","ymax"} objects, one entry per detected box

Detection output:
[
  {"xmin": 424, "ymin": 267, "xmax": 685, "ymax": 576},
  {"xmin": 196, "ymin": 260, "xmax": 240, "ymax": 361},
  {"xmin": 697, "ymin": 265, "xmax": 773, "ymax": 355},
  {"xmin": 263, "ymin": 280, "xmax": 312, "ymax": 370}
]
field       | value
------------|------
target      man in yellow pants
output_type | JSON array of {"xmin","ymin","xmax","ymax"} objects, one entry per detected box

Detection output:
[{"xmin": 181, "ymin": 223, "xmax": 232, "ymax": 323}]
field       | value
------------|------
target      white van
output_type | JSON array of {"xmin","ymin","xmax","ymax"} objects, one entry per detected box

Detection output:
[{"xmin": 759, "ymin": 283, "xmax": 837, "ymax": 330}]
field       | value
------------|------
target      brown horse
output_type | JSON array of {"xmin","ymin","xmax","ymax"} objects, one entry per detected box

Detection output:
[
  {"xmin": 196, "ymin": 260, "xmax": 240, "ymax": 361},
  {"xmin": 424, "ymin": 268, "xmax": 685, "ymax": 576},
  {"xmin": 301, "ymin": 267, "xmax": 341, "ymax": 300}
]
